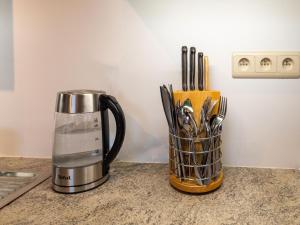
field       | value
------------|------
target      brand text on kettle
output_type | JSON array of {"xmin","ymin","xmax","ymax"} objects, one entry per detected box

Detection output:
[{"xmin": 58, "ymin": 175, "xmax": 71, "ymax": 180}]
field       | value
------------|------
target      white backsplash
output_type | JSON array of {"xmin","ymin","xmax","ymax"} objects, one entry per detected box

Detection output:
[{"xmin": 0, "ymin": 0, "xmax": 299, "ymax": 169}]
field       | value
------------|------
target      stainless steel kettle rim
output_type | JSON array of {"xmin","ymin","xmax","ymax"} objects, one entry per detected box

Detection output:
[{"xmin": 56, "ymin": 89, "xmax": 106, "ymax": 113}]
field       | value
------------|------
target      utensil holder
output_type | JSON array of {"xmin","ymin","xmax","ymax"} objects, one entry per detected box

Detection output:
[{"xmin": 169, "ymin": 90, "xmax": 223, "ymax": 193}]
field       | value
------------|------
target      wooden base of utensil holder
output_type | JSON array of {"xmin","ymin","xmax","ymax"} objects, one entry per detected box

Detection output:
[{"xmin": 169, "ymin": 172, "xmax": 223, "ymax": 194}]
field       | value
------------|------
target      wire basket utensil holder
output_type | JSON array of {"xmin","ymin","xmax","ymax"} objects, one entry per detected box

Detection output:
[
  {"xmin": 165, "ymin": 90, "xmax": 225, "ymax": 193},
  {"xmin": 169, "ymin": 131, "xmax": 224, "ymax": 193}
]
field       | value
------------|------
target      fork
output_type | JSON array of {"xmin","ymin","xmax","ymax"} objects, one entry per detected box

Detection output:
[
  {"xmin": 211, "ymin": 96, "xmax": 227, "ymax": 177},
  {"xmin": 211, "ymin": 96, "xmax": 227, "ymax": 134}
]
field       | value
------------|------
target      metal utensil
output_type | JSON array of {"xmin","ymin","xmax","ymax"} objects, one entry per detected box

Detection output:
[
  {"xmin": 199, "ymin": 97, "xmax": 214, "ymax": 184},
  {"xmin": 198, "ymin": 97, "xmax": 212, "ymax": 134},
  {"xmin": 181, "ymin": 46, "xmax": 188, "ymax": 91},
  {"xmin": 177, "ymin": 99, "xmax": 198, "ymax": 136},
  {"xmin": 160, "ymin": 86, "xmax": 182, "ymax": 178},
  {"xmin": 177, "ymin": 99, "xmax": 202, "ymax": 184},
  {"xmin": 201, "ymin": 111, "xmax": 214, "ymax": 184},
  {"xmin": 198, "ymin": 52, "xmax": 204, "ymax": 91},
  {"xmin": 189, "ymin": 47, "xmax": 196, "ymax": 90},
  {"xmin": 169, "ymin": 85, "xmax": 186, "ymax": 178},
  {"xmin": 211, "ymin": 96, "xmax": 227, "ymax": 134},
  {"xmin": 168, "ymin": 84, "xmax": 176, "ymax": 128},
  {"xmin": 160, "ymin": 86, "xmax": 173, "ymax": 132},
  {"xmin": 206, "ymin": 100, "xmax": 218, "ymax": 121},
  {"xmin": 211, "ymin": 96, "xmax": 227, "ymax": 175}
]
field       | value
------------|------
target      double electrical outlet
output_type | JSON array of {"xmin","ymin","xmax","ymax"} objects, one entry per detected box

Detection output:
[{"xmin": 232, "ymin": 52, "xmax": 300, "ymax": 78}]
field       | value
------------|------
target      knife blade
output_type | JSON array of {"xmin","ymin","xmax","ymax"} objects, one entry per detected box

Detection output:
[
  {"xmin": 189, "ymin": 47, "xmax": 196, "ymax": 90},
  {"xmin": 181, "ymin": 46, "xmax": 188, "ymax": 91},
  {"xmin": 198, "ymin": 52, "xmax": 204, "ymax": 91}
]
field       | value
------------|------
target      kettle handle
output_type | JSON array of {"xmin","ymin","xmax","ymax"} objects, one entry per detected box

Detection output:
[{"xmin": 100, "ymin": 94, "xmax": 126, "ymax": 165}]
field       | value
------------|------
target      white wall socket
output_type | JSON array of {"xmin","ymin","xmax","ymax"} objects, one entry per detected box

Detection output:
[
  {"xmin": 233, "ymin": 55, "xmax": 255, "ymax": 73},
  {"xmin": 255, "ymin": 55, "xmax": 277, "ymax": 73},
  {"xmin": 232, "ymin": 52, "xmax": 300, "ymax": 78},
  {"xmin": 277, "ymin": 55, "xmax": 300, "ymax": 74}
]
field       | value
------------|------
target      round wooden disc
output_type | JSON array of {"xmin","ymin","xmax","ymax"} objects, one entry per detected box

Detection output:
[{"xmin": 169, "ymin": 172, "xmax": 224, "ymax": 194}]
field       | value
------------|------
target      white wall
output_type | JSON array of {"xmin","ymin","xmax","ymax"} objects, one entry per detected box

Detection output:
[{"xmin": 0, "ymin": 0, "xmax": 299, "ymax": 169}]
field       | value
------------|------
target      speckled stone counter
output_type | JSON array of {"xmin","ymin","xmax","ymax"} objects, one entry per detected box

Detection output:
[{"xmin": 0, "ymin": 158, "xmax": 299, "ymax": 225}]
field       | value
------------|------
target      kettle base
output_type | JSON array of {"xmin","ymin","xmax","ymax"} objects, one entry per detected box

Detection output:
[{"xmin": 52, "ymin": 174, "xmax": 109, "ymax": 194}]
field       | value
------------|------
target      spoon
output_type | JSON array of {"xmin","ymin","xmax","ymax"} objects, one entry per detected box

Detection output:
[
  {"xmin": 178, "ymin": 99, "xmax": 198, "ymax": 136},
  {"xmin": 177, "ymin": 99, "xmax": 202, "ymax": 185}
]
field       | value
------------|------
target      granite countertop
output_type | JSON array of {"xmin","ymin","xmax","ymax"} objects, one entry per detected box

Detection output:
[{"xmin": 0, "ymin": 158, "xmax": 299, "ymax": 225}]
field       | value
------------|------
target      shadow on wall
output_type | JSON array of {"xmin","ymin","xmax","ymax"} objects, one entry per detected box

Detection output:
[
  {"xmin": 0, "ymin": 128, "xmax": 21, "ymax": 156},
  {"xmin": 0, "ymin": 0, "xmax": 14, "ymax": 91},
  {"xmin": 87, "ymin": 62, "xmax": 165, "ymax": 161},
  {"xmin": 118, "ymin": 113, "xmax": 166, "ymax": 162}
]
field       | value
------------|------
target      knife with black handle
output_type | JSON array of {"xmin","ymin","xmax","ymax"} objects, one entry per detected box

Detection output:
[
  {"xmin": 189, "ymin": 47, "xmax": 196, "ymax": 90},
  {"xmin": 181, "ymin": 46, "xmax": 188, "ymax": 91},
  {"xmin": 198, "ymin": 52, "xmax": 204, "ymax": 91}
]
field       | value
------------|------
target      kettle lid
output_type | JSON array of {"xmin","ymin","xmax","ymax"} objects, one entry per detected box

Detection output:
[{"xmin": 55, "ymin": 90, "xmax": 106, "ymax": 113}]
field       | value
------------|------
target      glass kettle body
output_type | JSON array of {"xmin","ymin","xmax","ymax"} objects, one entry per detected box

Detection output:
[{"xmin": 52, "ymin": 90, "xmax": 125, "ymax": 193}]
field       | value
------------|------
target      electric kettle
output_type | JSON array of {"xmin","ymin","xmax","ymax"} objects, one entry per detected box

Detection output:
[{"xmin": 52, "ymin": 90, "xmax": 125, "ymax": 193}]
